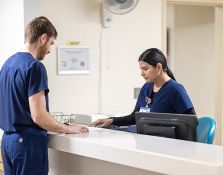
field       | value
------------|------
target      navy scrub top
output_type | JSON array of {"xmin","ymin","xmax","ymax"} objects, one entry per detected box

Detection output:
[
  {"xmin": 0, "ymin": 52, "xmax": 49, "ymax": 133},
  {"xmin": 136, "ymin": 79, "xmax": 194, "ymax": 114}
]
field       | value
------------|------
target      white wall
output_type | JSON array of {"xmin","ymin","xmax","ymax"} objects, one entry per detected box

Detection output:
[
  {"xmin": 100, "ymin": 0, "xmax": 162, "ymax": 114},
  {"xmin": 24, "ymin": 0, "xmax": 41, "ymax": 26},
  {"xmin": 41, "ymin": 0, "xmax": 163, "ymax": 115},
  {"xmin": 215, "ymin": 6, "xmax": 223, "ymax": 145},
  {"xmin": 0, "ymin": 0, "xmax": 41, "ymax": 69},
  {"xmin": 0, "ymin": 0, "xmax": 24, "ymax": 69}
]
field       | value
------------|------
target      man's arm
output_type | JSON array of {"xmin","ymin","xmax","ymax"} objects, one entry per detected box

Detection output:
[{"xmin": 29, "ymin": 91, "xmax": 88, "ymax": 134}]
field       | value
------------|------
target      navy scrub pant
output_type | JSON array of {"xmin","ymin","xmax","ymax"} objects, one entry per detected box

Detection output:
[{"xmin": 1, "ymin": 130, "xmax": 48, "ymax": 175}]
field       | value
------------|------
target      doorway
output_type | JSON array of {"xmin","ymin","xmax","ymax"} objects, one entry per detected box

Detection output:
[{"xmin": 163, "ymin": 1, "xmax": 223, "ymax": 145}]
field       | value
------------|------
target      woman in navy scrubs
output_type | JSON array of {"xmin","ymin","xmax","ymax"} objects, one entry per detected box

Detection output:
[{"xmin": 91, "ymin": 48, "xmax": 195, "ymax": 127}]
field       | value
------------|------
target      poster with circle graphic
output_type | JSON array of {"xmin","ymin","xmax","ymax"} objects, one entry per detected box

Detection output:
[{"xmin": 57, "ymin": 46, "xmax": 90, "ymax": 75}]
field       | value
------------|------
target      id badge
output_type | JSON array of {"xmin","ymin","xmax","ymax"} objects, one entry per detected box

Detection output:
[{"xmin": 139, "ymin": 107, "xmax": 151, "ymax": 113}]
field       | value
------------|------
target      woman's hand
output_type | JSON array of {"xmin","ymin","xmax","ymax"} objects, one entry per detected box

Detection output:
[{"xmin": 90, "ymin": 118, "xmax": 113, "ymax": 128}]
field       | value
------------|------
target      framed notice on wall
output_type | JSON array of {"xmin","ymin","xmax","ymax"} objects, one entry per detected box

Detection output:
[{"xmin": 57, "ymin": 46, "xmax": 90, "ymax": 75}]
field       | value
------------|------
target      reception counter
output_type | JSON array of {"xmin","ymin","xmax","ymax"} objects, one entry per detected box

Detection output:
[{"xmin": 48, "ymin": 127, "xmax": 223, "ymax": 175}]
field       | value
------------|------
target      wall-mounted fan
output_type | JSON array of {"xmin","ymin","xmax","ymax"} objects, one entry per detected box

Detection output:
[{"xmin": 102, "ymin": 0, "xmax": 139, "ymax": 28}]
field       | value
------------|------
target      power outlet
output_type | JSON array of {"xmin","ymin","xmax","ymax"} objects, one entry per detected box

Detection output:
[{"xmin": 134, "ymin": 87, "xmax": 141, "ymax": 99}]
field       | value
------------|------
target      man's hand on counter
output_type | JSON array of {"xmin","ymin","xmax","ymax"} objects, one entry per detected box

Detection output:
[{"xmin": 67, "ymin": 124, "xmax": 89, "ymax": 134}]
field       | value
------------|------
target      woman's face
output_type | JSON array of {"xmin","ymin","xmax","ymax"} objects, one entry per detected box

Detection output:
[{"xmin": 139, "ymin": 61, "xmax": 160, "ymax": 82}]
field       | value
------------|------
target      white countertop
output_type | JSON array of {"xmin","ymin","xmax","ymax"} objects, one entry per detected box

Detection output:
[{"xmin": 48, "ymin": 127, "xmax": 223, "ymax": 175}]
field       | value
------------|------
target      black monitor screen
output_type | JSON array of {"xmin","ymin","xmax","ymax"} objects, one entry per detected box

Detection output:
[{"xmin": 135, "ymin": 112, "xmax": 198, "ymax": 141}]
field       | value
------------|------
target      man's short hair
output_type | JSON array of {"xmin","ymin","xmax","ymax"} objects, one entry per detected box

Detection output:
[{"xmin": 25, "ymin": 16, "xmax": 58, "ymax": 44}]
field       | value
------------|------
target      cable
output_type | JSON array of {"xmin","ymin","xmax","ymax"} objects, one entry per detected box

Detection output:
[{"xmin": 98, "ymin": 26, "xmax": 104, "ymax": 113}]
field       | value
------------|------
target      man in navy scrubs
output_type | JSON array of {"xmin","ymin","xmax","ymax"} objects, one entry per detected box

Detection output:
[{"xmin": 0, "ymin": 16, "xmax": 89, "ymax": 175}]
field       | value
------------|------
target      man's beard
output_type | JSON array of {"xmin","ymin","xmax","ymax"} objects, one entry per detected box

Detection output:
[{"xmin": 36, "ymin": 45, "xmax": 47, "ymax": 60}]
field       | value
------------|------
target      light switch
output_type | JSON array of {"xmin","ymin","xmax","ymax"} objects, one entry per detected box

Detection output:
[{"xmin": 134, "ymin": 87, "xmax": 141, "ymax": 99}]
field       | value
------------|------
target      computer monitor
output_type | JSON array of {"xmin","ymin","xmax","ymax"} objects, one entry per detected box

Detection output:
[{"xmin": 135, "ymin": 112, "xmax": 198, "ymax": 141}]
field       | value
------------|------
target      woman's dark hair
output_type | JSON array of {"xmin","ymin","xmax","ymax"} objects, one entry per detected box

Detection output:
[{"xmin": 138, "ymin": 48, "xmax": 176, "ymax": 80}]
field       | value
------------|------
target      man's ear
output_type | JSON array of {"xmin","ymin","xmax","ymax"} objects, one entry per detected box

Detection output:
[{"xmin": 39, "ymin": 34, "xmax": 48, "ymax": 45}]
